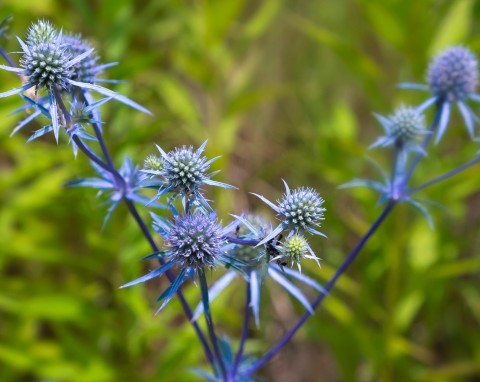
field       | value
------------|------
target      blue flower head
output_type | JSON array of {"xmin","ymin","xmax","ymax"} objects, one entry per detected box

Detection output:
[
  {"xmin": 400, "ymin": 46, "xmax": 480, "ymax": 143},
  {"xmin": 371, "ymin": 106, "xmax": 427, "ymax": 167},
  {"xmin": 253, "ymin": 180, "xmax": 326, "ymax": 245},
  {"xmin": 20, "ymin": 32, "xmax": 74, "ymax": 91},
  {"xmin": 168, "ymin": 213, "xmax": 226, "ymax": 269},
  {"xmin": 192, "ymin": 213, "xmax": 327, "ymax": 327},
  {"xmin": 148, "ymin": 141, "xmax": 235, "ymax": 210},
  {"xmin": 372, "ymin": 106, "xmax": 426, "ymax": 149},
  {"xmin": 121, "ymin": 212, "xmax": 240, "ymax": 313},
  {"xmin": 61, "ymin": 33, "xmax": 102, "ymax": 85},
  {"xmin": 428, "ymin": 46, "xmax": 478, "ymax": 102},
  {"xmin": 0, "ymin": 20, "xmax": 151, "ymax": 142}
]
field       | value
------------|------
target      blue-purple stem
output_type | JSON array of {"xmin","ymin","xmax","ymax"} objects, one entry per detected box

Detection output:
[
  {"xmin": 410, "ymin": 155, "xmax": 480, "ymax": 194},
  {"xmin": 198, "ymin": 268, "xmax": 228, "ymax": 381},
  {"xmin": 51, "ymin": 84, "xmax": 215, "ymax": 366},
  {"xmin": 232, "ymin": 281, "xmax": 251, "ymax": 379},
  {"xmin": 225, "ymin": 236, "xmax": 258, "ymax": 246},
  {"xmin": 244, "ymin": 200, "xmax": 397, "ymax": 375},
  {"xmin": 245, "ymin": 103, "xmax": 445, "ymax": 375}
]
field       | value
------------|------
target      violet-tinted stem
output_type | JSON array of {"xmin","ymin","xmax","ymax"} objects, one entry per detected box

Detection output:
[
  {"xmin": 50, "ymin": 82, "xmax": 215, "ymax": 366},
  {"xmin": 245, "ymin": 200, "xmax": 397, "ymax": 376},
  {"xmin": 410, "ymin": 155, "xmax": 480, "ymax": 194},
  {"xmin": 0, "ymin": 47, "xmax": 18, "ymax": 70},
  {"xmin": 399, "ymin": 101, "xmax": 444, "ymax": 191},
  {"xmin": 225, "ymin": 236, "xmax": 258, "ymax": 246},
  {"xmin": 198, "ymin": 267, "xmax": 228, "ymax": 381},
  {"xmin": 79, "ymin": 91, "xmax": 116, "ymax": 171},
  {"xmin": 72, "ymin": 135, "xmax": 110, "ymax": 171},
  {"xmin": 232, "ymin": 281, "xmax": 251, "ymax": 378}
]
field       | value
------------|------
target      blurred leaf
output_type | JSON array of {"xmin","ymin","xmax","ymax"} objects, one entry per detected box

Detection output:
[{"xmin": 429, "ymin": 0, "xmax": 474, "ymax": 55}]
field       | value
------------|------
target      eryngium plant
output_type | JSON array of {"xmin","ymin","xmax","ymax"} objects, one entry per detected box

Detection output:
[{"xmin": 2, "ymin": 16, "xmax": 479, "ymax": 382}]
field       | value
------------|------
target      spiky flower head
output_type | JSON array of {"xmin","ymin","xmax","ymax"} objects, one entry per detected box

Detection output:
[
  {"xmin": 371, "ymin": 106, "xmax": 426, "ymax": 152},
  {"xmin": 62, "ymin": 34, "xmax": 100, "ymax": 84},
  {"xmin": 428, "ymin": 46, "xmax": 478, "ymax": 102},
  {"xmin": 253, "ymin": 181, "xmax": 326, "ymax": 245},
  {"xmin": 276, "ymin": 234, "xmax": 320, "ymax": 272},
  {"xmin": 26, "ymin": 20, "xmax": 58, "ymax": 44},
  {"xmin": 151, "ymin": 141, "xmax": 233, "ymax": 209},
  {"xmin": 21, "ymin": 41, "xmax": 72, "ymax": 90},
  {"xmin": 389, "ymin": 106, "xmax": 425, "ymax": 144},
  {"xmin": 143, "ymin": 154, "xmax": 163, "ymax": 172},
  {"xmin": 162, "ymin": 145, "xmax": 210, "ymax": 193},
  {"xmin": 168, "ymin": 213, "xmax": 226, "ymax": 268},
  {"xmin": 278, "ymin": 187, "xmax": 325, "ymax": 232}
]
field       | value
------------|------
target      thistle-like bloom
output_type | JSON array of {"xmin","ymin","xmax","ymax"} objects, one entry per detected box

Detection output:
[
  {"xmin": 67, "ymin": 157, "xmax": 164, "ymax": 226},
  {"xmin": 371, "ymin": 106, "xmax": 428, "ymax": 166},
  {"xmin": 192, "ymin": 214, "xmax": 326, "ymax": 326},
  {"xmin": 401, "ymin": 46, "xmax": 480, "ymax": 143},
  {"xmin": 143, "ymin": 154, "xmax": 163, "ymax": 173},
  {"xmin": 26, "ymin": 19, "xmax": 57, "ymax": 44},
  {"xmin": 371, "ymin": 107, "xmax": 426, "ymax": 149},
  {"xmin": 146, "ymin": 141, "xmax": 235, "ymax": 210},
  {"xmin": 0, "ymin": 20, "xmax": 150, "ymax": 142},
  {"xmin": 169, "ymin": 213, "xmax": 226, "ymax": 268},
  {"xmin": 253, "ymin": 180, "xmax": 326, "ymax": 245},
  {"xmin": 121, "ymin": 212, "xmax": 240, "ymax": 313},
  {"xmin": 62, "ymin": 34, "xmax": 103, "ymax": 85},
  {"xmin": 276, "ymin": 234, "xmax": 319, "ymax": 272}
]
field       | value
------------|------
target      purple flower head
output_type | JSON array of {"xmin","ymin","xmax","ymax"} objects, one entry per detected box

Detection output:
[
  {"xmin": 428, "ymin": 46, "xmax": 478, "ymax": 102},
  {"xmin": 168, "ymin": 213, "xmax": 226, "ymax": 269},
  {"xmin": 400, "ymin": 46, "xmax": 480, "ymax": 143},
  {"xmin": 62, "ymin": 34, "xmax": 101, "ymax": 84}
]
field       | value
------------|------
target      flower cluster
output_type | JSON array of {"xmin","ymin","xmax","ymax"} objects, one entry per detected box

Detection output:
[
  {"xmin": 0, "ymin": 20, "xmax": 150, "ymax": 143},
  {"xmin": 5, "ymin": 17, "xmax": 478, "ymax": 382},
  {"xmin": 402, "ymin": 45, "xmax": 480, "ymax": 143}
]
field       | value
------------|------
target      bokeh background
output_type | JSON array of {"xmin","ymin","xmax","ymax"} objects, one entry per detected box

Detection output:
[{"xmin": 1, "ymin": 0, "xmax": 480, "ymax": 381}]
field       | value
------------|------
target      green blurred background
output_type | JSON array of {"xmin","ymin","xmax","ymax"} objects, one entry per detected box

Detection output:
[{"xmin": 1, "ymin": 0, "xmax": 480, "ymax": 381}]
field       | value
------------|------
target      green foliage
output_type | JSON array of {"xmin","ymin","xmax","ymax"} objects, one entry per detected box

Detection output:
[{"xmin": 1, "ymin": 0, "xmax": 480, "ymax": 381}]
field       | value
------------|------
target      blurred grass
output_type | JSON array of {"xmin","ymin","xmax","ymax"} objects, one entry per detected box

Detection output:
[{"xmin": 1, "ymin": 0, "xmax": 480, "ymax": 381}]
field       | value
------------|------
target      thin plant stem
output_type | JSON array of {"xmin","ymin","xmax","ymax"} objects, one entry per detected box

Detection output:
[
  {"xmin": 232, "ymin": 281, "xmax": 251, "ymax": 378},
  {"xmin": 225, "ymin": 236, "xmax": 258, "ymax": 246},
  {"xmin": 409, "ymin": 155, "xmax": 480, "ymax": 194},
  {"xmin": 51, "ymin": 82, "xmax": 216, "ymax": 367},
  {"xmin": 78, "ymin": 90, "xmax": 116, "ymax": 170},
  {"xmin": 245, "ymin": 103, "xmax": 446, "ymax": 375},
  {"xmin": 198, "ymin": 267, "xmax": 228, "ymax": 381},
  {"xmin": 399, "ymin": 101, "xmax": 444, "ymax": 191},
  {"xmin": 245, "ymin": 200, "xmax": 397, "ymax": 376}
]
